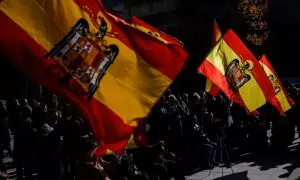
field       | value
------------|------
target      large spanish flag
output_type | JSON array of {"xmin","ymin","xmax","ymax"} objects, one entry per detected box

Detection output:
[
  {"xmin": 131, "ymin": 16, "xmax": 183, "ymax": 46},
  {"xmin": 260, "ymin": 55, "xmax": 295, "ymax": 115},
  {"xmin": 198, "ymin": 29, "xmax": 275, "ymax": 112},
  {"xmin": 205, "ymin": 19, "xmax": 221, "ymax": 96},
  {"xmin": 0, "ymin": 0, "xmax": 188, "ymax": 155}
]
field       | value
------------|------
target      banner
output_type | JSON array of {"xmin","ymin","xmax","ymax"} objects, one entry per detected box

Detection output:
[
  {"xmin": 198, "ymin": 29, "xmax": 275, "ymax": 112},
  {"xmin": 0, "ymin": 0, "xmax": 188, "ymax": 155},
  {"xmin": 260, "ymin": 55, "xmax": 295, "ymax": 114}
]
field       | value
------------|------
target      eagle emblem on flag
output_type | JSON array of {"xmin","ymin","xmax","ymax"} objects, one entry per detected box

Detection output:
[
  {"xmin": 226, "ymin": 59, "xmax": 252, "ymax": 90},
  {"xmin": 45, "ymin": 18, "xmax": 119, "ymax": 98},
  {"xmin": 268, "ymin": 75, "xmax": 281, "ymax": 94}
]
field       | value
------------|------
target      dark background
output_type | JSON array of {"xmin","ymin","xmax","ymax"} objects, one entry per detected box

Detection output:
[
  {"xmin": 0, "ymin": 0, "xmax": 300, "ymax": 98},
  {"xmin": 177, "ymin": 0, "xmax": 300, "ymax": 91},
  {"xmin": 124, "ymin": 0, "xmax": 300, "ymax": 92}
]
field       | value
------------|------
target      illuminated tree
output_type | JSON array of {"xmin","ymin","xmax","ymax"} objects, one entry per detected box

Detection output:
[{"xmin": 237, "ymin": 0, "xmax": 269, "ymax": 46}]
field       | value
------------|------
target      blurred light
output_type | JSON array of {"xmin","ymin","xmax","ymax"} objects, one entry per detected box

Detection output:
[{"xmin": 238, "ymin": 0, "xmax": 269, "ymax": 46}]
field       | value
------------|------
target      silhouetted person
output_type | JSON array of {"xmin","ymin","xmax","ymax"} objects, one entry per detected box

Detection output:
[
  {"xmin": 8, "ymin": 99, "xmax": 20, "ymax": 134},
  {"xmin": 33, "ymin": 103, "xmax": 47, "ymax": 130},
  {"xmin": 165, "ymin": 95, "xmax": 184, "ymax": 155},
  {"xmin": 48, "ymin": 94, "xmax": 59, "ymax": 109},
  {"xmin": 288, "ymin": 86, "xmax": 300, "ymax": 137},
  {"xmin": 0, "ymin": 101, "xmax": 10, "ymax": 178},
  {"xmin": 19, "ymin": 98, "xmax": 28, "ymax": 110},
  {"xmin": 15, "ymin": 105, "xmax": 34, "ymax": 180},
  {"xmin": 191, "ymin": 92, "xmax": 206, "ymax": 126},
  {"xmin": 151, "ymin": 142, "xmax": 185, "ymax": 180},
  {"xmin": 0, "ymin": 101, "xmax": 12, "ymax": 154},
  {"xmin": 38, "ymin": 109, "xmax": 64, "ymax": 180},
  {"xmin": 75, "ymin": 138, "xmax": 110, "ymax": 180},
  {"xmin": 111, "ymin": 151, "xmax": 149, "ymax": 180},
  {"xmin": 62, "ymin": 104, "xmax": 84, "ymax": 180}
]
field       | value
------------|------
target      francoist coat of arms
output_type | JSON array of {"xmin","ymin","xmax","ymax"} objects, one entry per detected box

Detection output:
[
  {"xmin": 225, "ymin": 59, "xmax": 253, "ymax": 90},
  {"xmin": 268, "ymin": 75, "xmax": 281, "ymax": 94},
  {"xmin": 45, "ymin": 18, "xmax": 119, "ymax": 98}
]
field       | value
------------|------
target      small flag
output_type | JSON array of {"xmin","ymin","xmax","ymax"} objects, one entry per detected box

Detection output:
[
  {"xmin": 205, "ymin": 19, "xmax": 221, "ymax": 96},
  {"xmin": 198, "ymin": 29, "xmax": 276, "ymax": 112},
  {"xmin": 260, "ymin": 55, "xmax": 295, "ymax": 115}
]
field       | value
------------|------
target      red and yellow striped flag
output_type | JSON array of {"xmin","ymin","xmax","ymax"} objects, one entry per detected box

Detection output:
[
  {"xmin": 205, "ymin": 19, "xmax": 221, "ymax": 96},
  {"xmin": 0, "ymin": 0, "xmax": 188, "ymax": 155},
  {"xmin": 260, "ymin": 55, "xmax": 295, "ymax": 115},
  {"xmin": 198, "ymin": 29, "xmax": 275, "ymax": 112}
]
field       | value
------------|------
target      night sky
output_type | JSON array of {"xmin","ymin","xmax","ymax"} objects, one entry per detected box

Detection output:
[
  {"xmin": 170, "ymin": 0, "xmax": 300, "ymax": 91},
  {"xmin": 266, "ymin": 0, "xmax": 300, "ymax": 77},
  {"xmin": 104, "ymin": 0, "xmax": 300, "ymax": 82}
]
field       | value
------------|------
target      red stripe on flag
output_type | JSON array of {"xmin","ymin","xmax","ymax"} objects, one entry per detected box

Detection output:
[
  {"xmin": 134, "ymin": 118, "xmax": 148, "ymax": 147},
  {"xmin": 0, "ymin": 11, "xmax": 134, "ymax": 155},
  {"xmin": 269, "ymin": 96, "xmax": 285, "ymax": 114},
  {"xmin": 126, "ymin": 33, "xmax": 188, "ymax": 79},
  {"xmin": 208, "ymin": 84, "xmax": 220, "ymax": 96}
]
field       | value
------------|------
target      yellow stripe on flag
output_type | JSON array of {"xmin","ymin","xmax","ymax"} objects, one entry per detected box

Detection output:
[
  {"xmin": 205, "ymin": 79, "xmax": 214, "ymax": 91},
  {"xmin": 126, "ymin": 134, "xmax": 138, "ymax": 149},
  {"xmin": 0, "ymin": 0, "xmax": 171, "ymax": 126},
  {"xmin": 106, "ymin": 149, "xmax": 114, "ymax": 155}
]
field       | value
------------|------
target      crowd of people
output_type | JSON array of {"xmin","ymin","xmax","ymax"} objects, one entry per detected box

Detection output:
[{"xmin": 0, "ymin": 83, "xmax": 299, "ymax": 180}]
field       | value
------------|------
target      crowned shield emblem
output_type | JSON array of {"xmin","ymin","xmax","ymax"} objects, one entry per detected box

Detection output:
[
  {"xmin": 45, "ymin": 18, "xmax": 119, "ymax": 98},
  {"xmin": 268, "ymin": 75, "xmax": 281, "ymax": 94},
  {"xmin": 225, "ymin": 59, "xmax": 251, "ymax": 90}
]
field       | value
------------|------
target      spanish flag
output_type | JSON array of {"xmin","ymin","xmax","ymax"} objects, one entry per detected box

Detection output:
[
  {"xmin": 0, "ymin": 0, "xmax": 188, "ymax": 155},
  {"xmin": 205, "ymin": 19, "xmax": 221, "ymax": 96},
  {"xmin": 260, "ymin": 55, "xmax": 295, "ymax": 115},
  {"xmin": 131, "ymin": 16, "xmax": 183, "ymax": 46},
  {"xmin": 198, "ymin": 29, "xmax": 275, "ymax": 112}
]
